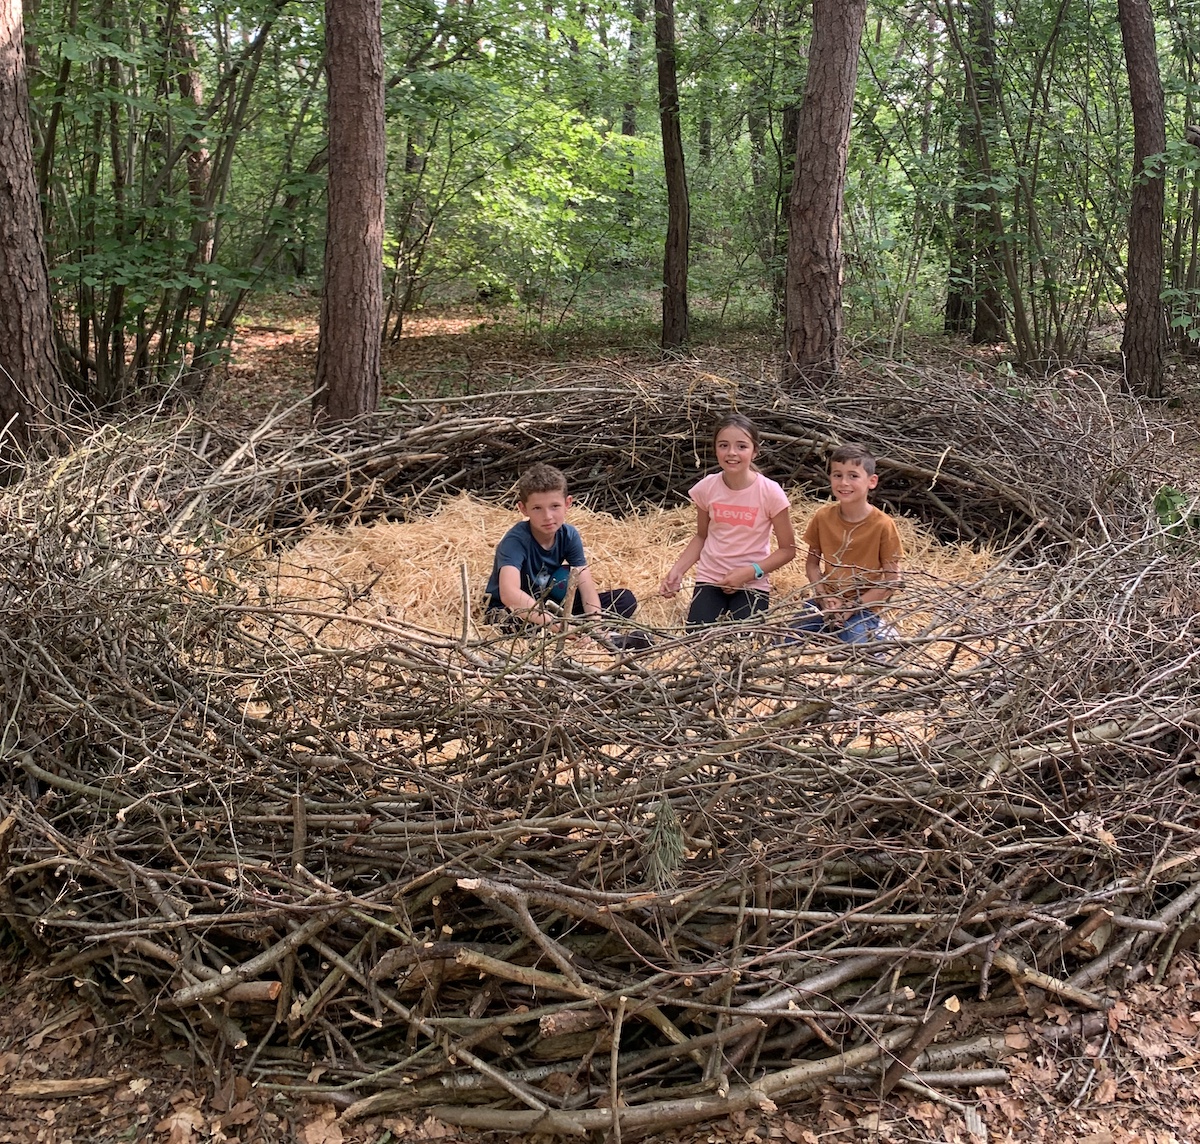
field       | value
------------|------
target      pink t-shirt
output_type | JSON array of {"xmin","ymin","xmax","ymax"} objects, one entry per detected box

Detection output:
[{"xmin": 690, "ymin": 471, "xmax": 791, "ymax": 590}]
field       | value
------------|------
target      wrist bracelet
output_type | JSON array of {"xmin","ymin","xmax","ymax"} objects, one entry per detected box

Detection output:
[{"xmin": 752, "ymin": 563, "xmax": 765, "ymax": 579}]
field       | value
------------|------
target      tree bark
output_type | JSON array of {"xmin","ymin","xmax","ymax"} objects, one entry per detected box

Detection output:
[
  {"xmin": 171, "ymin": 15, "xmax": 215, "ymax": 267},
  {"xmin": 782, "ymin": 0, "xmax": 867, "ymax": 384},
  {"xmin": 964, "ymin": 0, "xmax": 1007, "ymax": 345},
  {"xmin": 621, "ymin": 0, "xmax": 645, "ymax": 140},
  {"xmin": 943, "ymin": 109, "xmax": 975, "ymax": 335},
  {"xmin": 941, "ymin": 0, "xmax": 1024, "ymax": 351},
  {"xmin": 314, "ymin": 0, "xmax": 385, "ymax": 423},
  {"xmin": 0, "ymin": 0, "xmax": 67, "ymax": 449},
  {"xmin": 655, "ymin": 0, "xmax": 689, "ymax": 350},
  {"xmin": 1118, "ymin": 0, "xmax": 1166, "ymax": 398}
]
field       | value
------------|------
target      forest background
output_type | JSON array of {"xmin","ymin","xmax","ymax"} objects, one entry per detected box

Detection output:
[
  {"xmin": 2, "ymin": 0, "xmax": 1197, "ymax": 427},
  {"xmin": 6, "ymin": 3, "xmax": 1200, "ymax": 1143}
]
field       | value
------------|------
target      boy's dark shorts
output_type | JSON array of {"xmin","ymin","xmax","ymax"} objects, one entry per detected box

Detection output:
[{"xmin": 484, "ymin": 587, "xmax": 638, "ymax": 631}]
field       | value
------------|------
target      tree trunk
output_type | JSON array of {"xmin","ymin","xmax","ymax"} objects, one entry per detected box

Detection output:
[
  {"xmin": 782, "ymin": 0, "xmax": 867, "ymax": 384},
  {"xmin": 1118, "ymin": 0, "xmax": 1166, "ymax": 399},
  {"xmin": 172, "ymin": 17, "xmax": 215, "ymax": 267},
  {"xmin": 621, "ymin": 0, "xmax": 645, "ymax": 140},
  {"xmin": 314, "ymin": 0, "xmax": 385, "ymax": 423},
  {"xmin": 943, "ymin": 108, "xmax": 975, "ymax": 335},
  {"xmin": 655, "ymin": 0, "xmax": 689, "ymax": 350},
  {"xmin": 696, "ymin": 5, "xmax": 712, "ymax": 167},
  {"xmin": 773, "ymin": 105, "xmax": 800, "ymax": 313},
  {"xmin": 0, "ymin": 0, "xmax": 67, "ymax": 449},
  {"xmin": 964, "ymin": 0, "xmax": 1007, "ymax": 345},
  {"xmin": 618, "ymin": 0, "xmax": 646, "ymax": 239}
]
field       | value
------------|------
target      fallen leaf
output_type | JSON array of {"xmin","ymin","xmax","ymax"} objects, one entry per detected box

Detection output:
[
  {"xmin": 1094, "ymin": 1075, "xmax": 1118, "ymax": 1104},
  {"xmin": 297, "ymin": 1106, "xmax": 344, "ymax": 1144},
  {"xmin": 1108, "ymin": 1000, "xmax": 1131, "ymax": 1032},
  {"xmin": 218, "ymin": 1099, "xmax": 258, "ymax": 1129},
  {"xmin": 1004, "ymin": 1028, "xmax": 1031, "ymax": 1050},
  {"xmin": 1167, "ymin": 1013, "xmax": 1198, "ymax": 1036},
  {"xmin": 1123, "ymin": 1029, "xmax": 1172, "ymax": 1059},
  {"xmin": 155, "ymin": 1106, "xmax": 205, "ymax": 1144}
]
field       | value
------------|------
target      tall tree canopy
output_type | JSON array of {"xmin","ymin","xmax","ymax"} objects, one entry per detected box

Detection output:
[{"xmin": 6, "ymin": 0, "xmax": 1198, "ymax": 406}]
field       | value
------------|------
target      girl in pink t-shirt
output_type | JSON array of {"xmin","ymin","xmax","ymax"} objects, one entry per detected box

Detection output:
[{"xmin": 659, "ymin": 414, "xmax": 797, "ymax": 627}]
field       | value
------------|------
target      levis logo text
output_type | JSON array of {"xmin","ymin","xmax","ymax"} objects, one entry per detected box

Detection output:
[{"xmin": 712, "ymin": 503, "xmax": 758, "ymax": 526}]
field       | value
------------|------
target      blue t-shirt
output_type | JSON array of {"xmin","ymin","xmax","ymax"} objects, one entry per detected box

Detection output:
[{"xmin": 484, "ymin": 522, "xmax": 588, "ymax": 610}]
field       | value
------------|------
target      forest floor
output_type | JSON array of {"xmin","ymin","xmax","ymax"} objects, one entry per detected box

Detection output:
[{"xmin": 3, "ymin": 301, "xmax": 1200, "ymax": 1144}]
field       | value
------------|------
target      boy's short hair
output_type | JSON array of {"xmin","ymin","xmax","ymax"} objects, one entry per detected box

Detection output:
[
  {"xmin": 828, "ymin": 443, "xmax": 877, "ymax": 476},
  {"xmin": 517, "ymin": 463, "xmax": 569, "ymax": 503}
]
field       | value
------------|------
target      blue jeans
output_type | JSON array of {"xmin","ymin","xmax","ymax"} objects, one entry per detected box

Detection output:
[{"xmin": 790, "ymin": 602, "xmax": 882, "ymax": 645}]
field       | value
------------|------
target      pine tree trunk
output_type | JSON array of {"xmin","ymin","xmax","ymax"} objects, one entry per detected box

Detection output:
[
  {"xmin": 965, "ymin": 0, "xmax": 1007, "ymax": 345},
  {"xmin": 1118, "ymin": 0, "xmax": 1166, "ymax": 398},
  {"xmin": 655, "ymin": 0, "xmax": 689, "ymax": 350},
  {"xmin": 782, "ymin": 0, "xmax": 867, "ymax": 384},
  {"xmin": 314, "ymin": 0, "xmax": 385, "ymax": 423},
  {"xmin": 0, "ymin": 0, "xmax": 67, "ymax": 449}
]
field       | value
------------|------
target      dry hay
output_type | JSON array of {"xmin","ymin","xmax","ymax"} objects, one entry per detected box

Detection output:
[
  {"xmin": 269, "ymin": 491, "xmax": 994, "ymax": 639},
  {"xmin": 2, "ymin": 361, "xmax": 1199, "ymax": 1137}
]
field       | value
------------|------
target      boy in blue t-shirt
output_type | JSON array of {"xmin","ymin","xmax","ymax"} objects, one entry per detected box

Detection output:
[{"xmin": 484, "ymin": 463, "xmax": 637, "ymax": 630}]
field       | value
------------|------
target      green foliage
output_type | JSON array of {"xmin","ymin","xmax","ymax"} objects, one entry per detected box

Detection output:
[
  {"xmin": 1163, "ymin": 287, "xmax": 1200, "ymax": 345},
  {"xmin": 22, "ymin": 0, "xmax": 1200, "ymax": 395},
  {"xmin": 27, "ymin": 0, "xmax": 318, "ymax": 403},
  {"xmin": 1153, "ymin": 485, "xmax": 1200, "ymax": 542}
]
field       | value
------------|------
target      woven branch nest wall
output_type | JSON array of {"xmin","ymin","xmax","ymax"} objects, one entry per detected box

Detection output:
[
  {"xmin": 135, "ymin": 359, "xmax": 1156, "ymax": 546},
  {"xmin": 1, "ymin": 362, "xmax": 1197, "ymax": 1136}
]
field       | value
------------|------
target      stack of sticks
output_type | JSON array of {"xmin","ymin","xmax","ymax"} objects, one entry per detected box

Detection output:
[{"xmin": 0, "ymin": 360, "xmax": 1197, "ymax": 1136}]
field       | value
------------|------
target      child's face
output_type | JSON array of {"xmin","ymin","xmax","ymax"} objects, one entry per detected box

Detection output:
[
  {"xmin": 519, "ymin": 488, "xmax": 571, "ymax": 544},
  {"xmin": 715, "ymin": 427, "xmax": 756, "ymax": 475},
  {"xmin": 829, "ymin": 460, "xmax": 878, "ymax": 506}
]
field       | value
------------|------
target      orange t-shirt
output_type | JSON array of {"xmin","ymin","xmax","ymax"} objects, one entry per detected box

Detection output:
[{"xmin": 803, "ymin": 503, "xmax": 903, "ymax": 601}]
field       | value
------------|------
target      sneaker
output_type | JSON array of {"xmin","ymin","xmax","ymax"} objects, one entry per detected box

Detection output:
[{"xmin": 603, "ymin": 631, "xmax": 653, "ymax": 652}]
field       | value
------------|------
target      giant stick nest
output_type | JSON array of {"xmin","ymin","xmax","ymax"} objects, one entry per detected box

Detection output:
[{"xmin": 2, "ymin": 360, "xmax": 1200, "ymax": 1136}]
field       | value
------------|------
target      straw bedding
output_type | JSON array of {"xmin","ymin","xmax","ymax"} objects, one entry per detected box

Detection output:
[
  {"xmin": 271, "ymin": 492, "xmax": 993, "ymax": 638},
  {"xmin": 1, "ymin": 361, "xmax": 1197, "ymax": 1136}
]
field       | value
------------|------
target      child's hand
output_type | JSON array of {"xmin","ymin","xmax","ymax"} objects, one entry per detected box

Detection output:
[
  {"xmin": 717, "ymin": 566, "xmax": 757, "ymax": 592},
  {"xmin": 660, "ymin": 572, "xmax": 683, "ymax": 597},
  {"xmin": 529, "ymin": 607, "xmax": 559, "ymax": 628}
]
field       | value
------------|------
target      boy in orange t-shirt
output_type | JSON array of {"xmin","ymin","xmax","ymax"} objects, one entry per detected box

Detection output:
[{"xmin": 792, "ymin": 444, "xmax": 902, "ymax": 644}]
